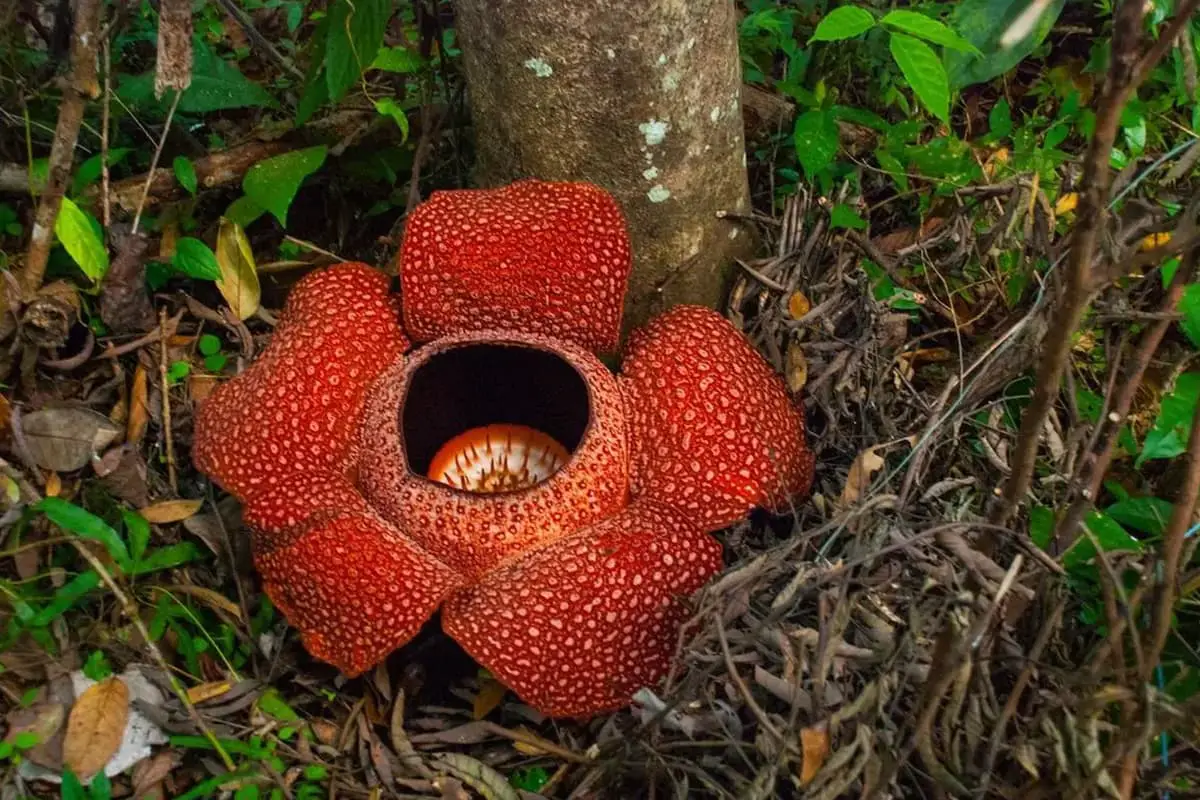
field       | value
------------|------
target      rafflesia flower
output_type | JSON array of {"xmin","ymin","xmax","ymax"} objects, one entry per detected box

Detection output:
[{"xmin": 193, "ymin": 180, "xmax": 814, "ymax": 717}]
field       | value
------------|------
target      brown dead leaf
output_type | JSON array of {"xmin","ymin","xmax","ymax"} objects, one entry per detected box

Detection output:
[
  {"xmin": 4, "ymin": 702, "xmax": 65, "ymax": 748},
  {"xmin": 787, "ymin": 291, "xmax": 811, "ymax": 320},
  {"xmin": 189, "ymin": 374, "xmax": 219, "ymax": 404},
  {"xmin": 472, "ymin": 677, "xmax": 507, "ymax": 720},
  {"xmin": 21, "ymin": 407, "xmax": 121, "ymax": 472},
  {"xmin": 63, "ymin": 677, "xmax": 129, "ymax": 779},
  {"xmin": 138, "ymin": 498, "xmax": 203, "ymax": 524},
  {"xmin": 798, "ymin": 725, "xmax": 830, "ymax": 786},
  {"xmin": 839, "ymin": 447, "xmax": 886, "ymax": 507},
  {"xmin": 45, "ymin": 472, "xmax": 62, "ymax": 497},
  {"xmin": 128, "ymin": 365, "xmax": 150, "ymax": 446},
  {"xmin": 785, "ymin": 341, "xmax": 808, "ymax": 392}
]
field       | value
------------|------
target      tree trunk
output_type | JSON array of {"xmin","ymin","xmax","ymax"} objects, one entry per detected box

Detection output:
[{"xmin": 453, "ymin": 0, "xmax": 753, "ymax": 332}]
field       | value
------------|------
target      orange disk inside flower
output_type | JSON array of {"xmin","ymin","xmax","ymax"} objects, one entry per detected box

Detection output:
[{"xmin": 427, "ymin": 423, "xmax": 571, "ymax": 493}]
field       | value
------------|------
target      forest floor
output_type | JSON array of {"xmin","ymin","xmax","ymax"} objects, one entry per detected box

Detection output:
[{"xmin": 3, "ymin": 1, "xmax": 1200, "ymax": 799}]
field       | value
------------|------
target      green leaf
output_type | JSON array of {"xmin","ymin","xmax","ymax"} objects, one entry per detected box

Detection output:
[
  {"xmin": 880, "ymin": 10, "xmax": 979, "ymax": 54},
  {"xmin": 830, "ymin": 104, "xmax": 890, "ymax": 131},
  {"xmin": 1063, "ymin": 511, "xmax": 1143, "ymax": 568},
  {"xmin": 325, "ymin": 0, "xmax": 390, "ymax": 102},
  {"xmin": 129, "ymin": 542, "xmax": 201, "ymax": 575},
  {"xmin": 875, "ymin": 148, "xmax": 908, "ymax": 191},
  {"xmin": 1178, "ymin": 283, "xmax": 1200, "ymax": 349},
  {"xmin": 1105, "ymin": 497, "xmax": 1175, "ymax": 536},
  {"xmin": 1138, "ymin": 372, "xmax": 1200, "ymax": 465},
  {"xmin": 55, "ymin": 197, "xmax": 109, "ymax": 281},
  {"xmin": 829, "ymin": 204, "xmax": 867, "ymax": 230},
  {"xmin": 373, "ymin": 98, "xmax": 410, "ymax": 142},
  {"xmin": 198, "ymin": 334, "xmax": 223, "ymax": 356},
  {"xmin": 371, "ymin": 46, "xmax": 424, "ymax": 73},
  {"xmin": 944, "ymin": 0, "xmax": 1067, "ymax": 89},
  {"xmin": 88, "ymin": 771, "xmax": 113, "ymax": 800},
  {"xmin": 258, "ymin": 688, "xmax": 301, "ymax": 722},
  {"xmin": 889, "ymin": 34, "xmax": 950, "ymax": 123},
  {"xmin": 988, "ymin": 98, "xmax": 1013, "ymax": 139},
  {"xmin": 173, "ymin": 237, "xmax": 222, "ymax": 281},
  {"xmin": 71, "ymin": 148, "xmax": 132, "ymax": 196},
  {"xmin": 119, "ymin": 39, "xmax": 277, "ymax": 114},
  {"xmin": 792, "ymin": 109, "xmax": 839, "ymax": 179},
  {"xmin": 224, "ymin": 195, "xmax": 267, "ymax": 228},
  {"xmin": 243, "ymin": 146, "xmax": 329, "ymax": 227},
  {"xmin": 1029, "ymin": 506, "xmax": 1054, "ymax": 550},
  {"xmin": 123, "ymin": 508, "xmax": 151, "ymax": 562},
  {"xmin": 61, "ymin": 771, "xmax": 87, "ymax": 800},
  {"xmin": 174, "ymin": 156, "xmax": 198, "ymax": 196},
  {"xmin": 29, "ymin": 571, "xmax": 101, "ymax": 627},
  {"xmin": 809, "ymin": 6, "xmax": 876, "ymax": 43},
  {"xmin": 295, "ymin": 14, "xmax": 331, "ymax": 126},
  {"xmin": 36, "ymin": 498, "xmax": 131, "ymax": 569}
]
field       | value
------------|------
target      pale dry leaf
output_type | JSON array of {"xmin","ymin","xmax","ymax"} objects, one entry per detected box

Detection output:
[
  {"xmin": 138, "ymin": 498, "xmax": 203, "ymax": 524},
  {"xmin": 799, "ymin": 725, "xmax": 831, "ymax": 786},
  {"xmin": 128, "ymin": 365, "xmax": 150, "ymax": 446},
  {"xmin": 215, "ymin": 218, "xmax": 261, "ymax": 320},
  {"xmin": 21, "ymin": 408, "xmax": 120, "ymax": 472},
  {"xmin": 63, "ymin": 677, "xmax": 129, "ymax": 779},
  {"xmin": 436, "ymin": 752, "xmax": 522, "ymax": 800},
  {"xmin": 787, "ymin": 290, "xmax": 812, "ymax": 320},
  {"xmin": 839, "ymin": 447, "xmax": 886, "ymax": 506},
  {"xmin": 4, "ymin": 702, "xmax": 65, "ymax": 748},
  {"xmin": 785, "ymin": 341, "xmax": 808, "ymax": 392},
  {"xmin": 185, "ymin": 681, "xmax": 232, "ymax": 705}
]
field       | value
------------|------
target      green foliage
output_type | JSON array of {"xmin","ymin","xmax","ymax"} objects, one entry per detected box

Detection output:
[
  {"xmin": 510, "ymin": 766, "xmax": 551, "ymax": 792},
  {"xmin": 809, "ymin": 7, "xmax": 875, "ymax": 43},
  {"xmin": 1138, "ymin": 373, "xmax": 1200, "ymax": 466},
  {"xmin": 174, "ymin": 156, "xmax": 199, "ymax": 196},
  {"xmin": 945, "ymin": 0, "xmax": 1067, "ymax": 89},
  {"xmin": 173, "ymin": 237, "xmax": 222, "ymax": 281},
  {"xmin": 792, "ymin": 109, "xmax": 839, "ymax": 179},
  {"xmin": 119, "ymin": 39, "xmax": 277, "ymax": 114},
  {"xmin": 888, "ymin": 34, "xmax": 949, "ymax": 123},
  {"xmin": 55, "ymin": 197, "xmax": 109, "ymax": 282},
  {"xmin": 325, "ymin": 0, "xmax": 391, "ymax": 101},
  {"xmin": 242, "ymin": 146, "xmax": 329, "ymax": 227},
  {"xmin": 373, "ymin": 98, "xmax": 410, "ymax": 142}
]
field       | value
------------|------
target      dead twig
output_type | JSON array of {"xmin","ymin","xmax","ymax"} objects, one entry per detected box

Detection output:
[{"xmin": 19, "ymin": 0, "xmax": 103, "ymax": 295}]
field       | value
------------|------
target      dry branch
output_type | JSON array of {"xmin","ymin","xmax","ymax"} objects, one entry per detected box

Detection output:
[
  {"xmin": 991, "ymin": 0, "xmax": 1200, "ymax": 525},
  {"xmin": 18, "ymin": 0, "xmax": 102, "ymax": 296}
]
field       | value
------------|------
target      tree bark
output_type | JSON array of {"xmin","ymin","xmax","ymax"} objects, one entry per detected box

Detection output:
[{"xmin": 453, "ymin": 0, "xmax": 753, "ymax": 332}]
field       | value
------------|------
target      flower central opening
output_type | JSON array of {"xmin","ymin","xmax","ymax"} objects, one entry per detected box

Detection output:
[
  {"xmin": 427, "ymin": 423, "xmax": 570, "ymax": 492},
  {"xmin": 401, "ymin": 343, "xmax": 591, "ymax": 494}
]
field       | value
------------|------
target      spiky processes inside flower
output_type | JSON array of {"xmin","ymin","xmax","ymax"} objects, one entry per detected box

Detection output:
[
  {"xmin": 427, "ymin": 423, "xmax": 569, "ymax": 491},
  {"xmin": 403, "ymin": 343, "xmax": 589, "ymax": 493}
]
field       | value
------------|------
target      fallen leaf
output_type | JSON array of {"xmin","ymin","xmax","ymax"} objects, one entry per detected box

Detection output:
[
  {"xmin": 436, "ymin": 752, "xmax": 522, "ymax": 800},
  {"xmin": 128, "ymin": 365, "xmax": 150, "ymax": 446},
  {"xmin": 1141, "ymin": 231, "xmax": 1171, "ymax": 251},
  {"xmin": 215, "ymin": 217, "xmax": 260, "ymax": 320},
  {"xmin": 63, "ymin": 677, "xmax": 129, "ymax": 779},
  {"xmin": 4, "ymin": 702, "xmax": 65, "ymax": 748},
  {"xmin": 798, "ymin": 725, "xmax": 830, "ymax": 786},
  {"xmin": 839, "ymin": 447, "xmax": 886, "ymax": 506},
  {"xmin": 21, "ymin": 408, "xmax": 121, "ymax": 472},
  {"xmin": 787, "ymin": 291, "xmax": 811, "ymax": 320},
  {"xmin": 189, "ymin": 374, "xmax": 219, "ymax": 404},
  {"xmin": 785, "ymin": 341, "xmax": 808, "ymax": 392},
  {"xmin": 45, "ymin": 472, "xmax": 61, "ymax": 497},
  {"xmin": 185, "ymin": 681, "xmax": 232, "ymax": 704},
  {"xmin": 472, "ymin": 677, "xmax": 507, "ymax": 720},
  {"xmin": 510, "ymin": 725, "xmax": 558, "ymax": 757},
  {"xmin": 1055, "ymin": 193, "xmax": 1078, "ymax": 215},
  {"xmin": 138, "ymin": 498, "xmax": 203, "ymax": 524}
]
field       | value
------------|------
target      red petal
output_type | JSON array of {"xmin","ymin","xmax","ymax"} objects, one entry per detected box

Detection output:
[
  {"xmin": 398, "ymin": 180, "xmax": 632, "ymax": 353},
  {"xmin": 242, "ymin": 473, "xmax": 369, "ymax": 554},
  {"xmin": 358, "ymin": 329, "xmax": 629, "ymax": 577},
  {"xmin": 442, "ymin": 500, "xmax": 722, "ymax": 717},
  {"xmin": 193, "ymin": 263, "xmax": 407, "ymax": 510},
  {"xmin": 257, "ymin": 512, "xmax": 462, "ymax": 676},
  {"xmin": 620, "ymin": 306, "xmax": 815, "ymax": 530}
]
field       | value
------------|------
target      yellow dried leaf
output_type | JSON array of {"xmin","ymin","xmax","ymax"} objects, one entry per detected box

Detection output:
[
  {"xmin": 45, "ymin": 472, "xmax": 61, "ymax": 498},
  {"xmin": 1141, "ymin": 231, "xmax": 1171, "ymax": 251},
  {"xmin": 798, "ymin": 725, "xmax": 830, "ymax": 786},
  {"xmin": 785, "ymin": 341, "xmax": 808, "ymax": 392},
  {"xmin": 186, "ymin": 681, "xmax": 232, "ymax": 704},
  {"xmin": 64, "ymin": 677, "xmax": 129, "ymax": 779},
  {"xmin": 510, "ymin": 725, "xmax": 555, "ymax": 757},
  {"xmin": 787, "ymin": 291, "xmax": 811, "ymax": 320},
  {"xmin": 839, "ymin": 447, "xmax": 886, "ymax": 506},
  {"xmin": 472, "ymin": 677, "xmax": 507, "ymax": 720},
  {"xmin": 128, "ymin": 365, "xmax": 150, "ymax": 446},
  {"xmin": 1054, "ymin": 193, "xmax": 1078, "ymax": 215},
  {"xmin": 138, "ymin": 498, "xmax": 203, "ymax": 524},
  {"xmin": 215, "ymin": 218, "xmax": 260, "ymax": 320},
  {"xmin": 159, "ymin": 220, "xmax": 179, "ymax": 260}
]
